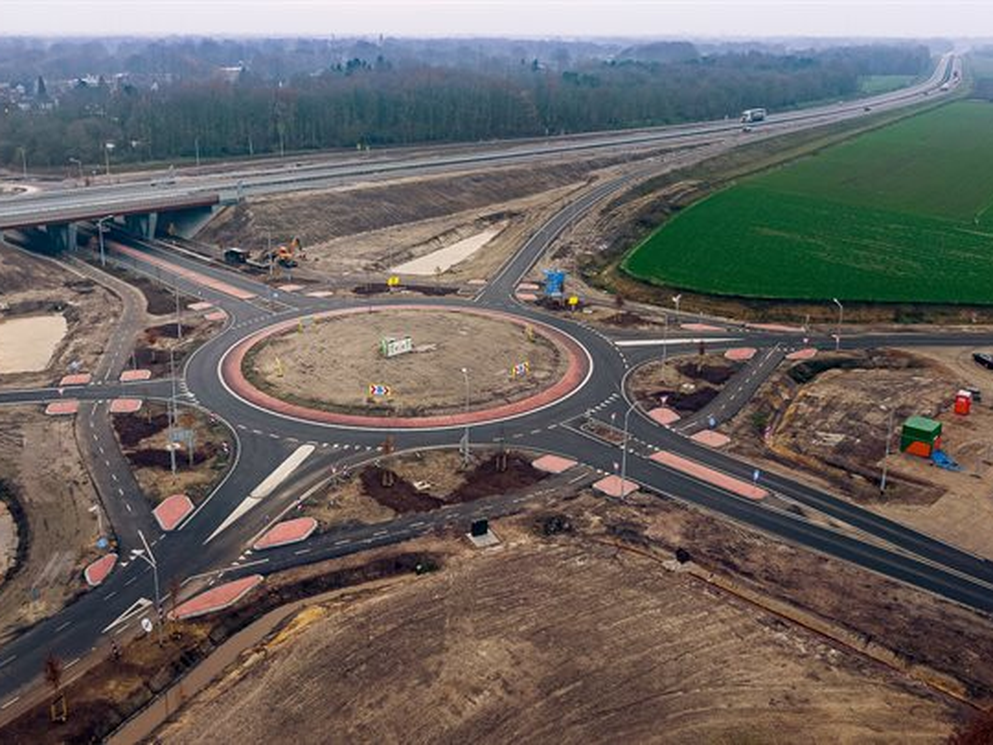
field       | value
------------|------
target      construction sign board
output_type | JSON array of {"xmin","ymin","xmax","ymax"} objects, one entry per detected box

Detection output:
[
  {"xmin": 380, "ymin": 336, "xmax": 413, "ymax": 358},
  {"xmin": 369, "ymin": 384, "xmax": 392, "ymax": 397},
  {"xmin": 387, "ymin": 275, "xmax": 401, "ymax": 287}
]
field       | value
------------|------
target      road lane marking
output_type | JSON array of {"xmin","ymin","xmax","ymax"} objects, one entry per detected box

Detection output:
[
  {"xmin": 55, "ymin": 620, "xmax": 72, "ymax": 632},
  {"xmin": 294, "ymin": 548, "xmax": 312, "ymax": 556},
  {"xmin": 333, "ymin": 539, "xmax": 352, "ymax": 546},
  {"xmin": 65, "ymin": 657, "xmax": 80, "ymax": 670},
  {"xmin": 1, "ymin": 696, "xmax": 21, "ymax": 710},
  {"xmin": 0, "ymin": 655, "xmax": 16, "ymax": 669}
]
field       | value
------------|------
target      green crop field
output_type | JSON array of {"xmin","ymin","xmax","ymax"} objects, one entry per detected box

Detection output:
[
  {"xmin": 858, "ymin": 74, "xmax": 916, "ymax": 95},
  {"xmin": 623, "ymin": 101, "xmax": 993, "ymax": 303}
]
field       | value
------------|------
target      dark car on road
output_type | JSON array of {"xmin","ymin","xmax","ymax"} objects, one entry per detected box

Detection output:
[{"xmin": 972, "ymin": 352, "xmax": 993, "ymax": 370}]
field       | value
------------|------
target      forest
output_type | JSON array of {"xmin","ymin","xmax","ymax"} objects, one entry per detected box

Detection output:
[{"xmin": 0, "ymin": 37, "xmax": 933, "ymax": 171}]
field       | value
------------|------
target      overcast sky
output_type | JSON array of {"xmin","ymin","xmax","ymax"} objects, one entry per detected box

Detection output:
[{"xmin": 2, "ymin": 1, "xmax": 991, "ymax": 39}]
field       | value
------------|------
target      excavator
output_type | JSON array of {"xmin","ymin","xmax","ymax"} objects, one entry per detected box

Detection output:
[{"xmin": 226, "ymin": 236, "xmax": 304, "ymax": 271}]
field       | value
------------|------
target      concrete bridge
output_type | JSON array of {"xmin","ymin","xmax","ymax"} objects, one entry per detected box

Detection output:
[{"xmin": 0, "ymin": 186, "xmax": 231, "ymax": 251}]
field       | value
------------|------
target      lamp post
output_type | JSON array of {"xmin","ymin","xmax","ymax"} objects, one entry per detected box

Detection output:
[
  {"xmin": 880, "ymin": 404, "xmax": 895, "ymax": 493},
  {"xmin": 620, "ymin": 400, "xmax": 638, "ymax": 494},
  {"xmin": 662, "ymin": 312, "xmax": 669, "ymax": 367},
  {"xmin": 832, "ymin": 298, "xmax": 844, "ymax": 351},
  {"xmin": 104, "ymin": 142, "xmax": 114, "ymax": 176},
  {"xmin": 460, "ymin": 367, "xmax": 470, "ymax": 464},
  {"xmin": 672, "ymin": 293, "xmax": 682, "ymax": 316},
  {"xmin": 194, "ymin": 137, "xmax": 200, "ymax": 168},
  {"xmin": 130, "ymin": 530, "xmax": 163, "ymax": 647},
  {"xmin": 95, "ymin": 214, "xmax": 114, "ymax": 267}
]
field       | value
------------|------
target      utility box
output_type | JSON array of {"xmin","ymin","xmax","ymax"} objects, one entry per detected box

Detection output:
[
  {"xmin": 470, "ymin": 519, "xmax": 489, "ymax": 537},
  {"xmin": 954, "ymin": 390, "xmax": 973, "ymax": 416},
  {"xmin": 900, "ymin": 416, "xmax": 942, "ymax": 458}
]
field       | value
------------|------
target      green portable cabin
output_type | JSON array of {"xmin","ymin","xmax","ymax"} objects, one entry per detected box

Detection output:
[{"xmin": 900, "ymin": 416, "xmax": 942, "ymax": 458}]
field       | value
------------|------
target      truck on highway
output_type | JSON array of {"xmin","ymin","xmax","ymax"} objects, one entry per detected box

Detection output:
[{"xmin": 740, "ymin": 108, "xmax": 767, "ymax": 123}]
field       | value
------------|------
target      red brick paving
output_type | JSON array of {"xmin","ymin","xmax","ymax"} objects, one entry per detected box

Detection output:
[
  {"xmin": 650, "ymin": 451, "xmax": 767, "ymax": 500},
  {"xmin": 45, "ymin": 400, "xmax": 79, "ymax": 416},
  {"xmin": 59, "ymin": 373, "xmax": 91, "ymax": 386},
  {"xmin": 690, "ymin": 430, "xmax": 731, "ymax": 448},
  {"xmin": 680, "ymin": 323, "xmax": 724, "ymax": 332},
  {"xmin": 204, "ymin": 310, "xmax": 228, "ymax": 322},
  {"xmin": 153, "ymin": 494, "xmax": 194, "ymax": 531},
  {"xmin": 592, "ymin": 475, "xmax": 639, "ymax": 497},
  {"xmin": 84, "ymin": 553, "xmax": 118, "ymax": 587},
  {"xmin": 648, "ymin": 407, "xmax": 681, "ymax": 426},
  {"xmin": 169, "ymin": 575, "xmax": 263, "ymax": 620},
  {"xmin": 113, "ymin": 243, "xmax": 256, "ymax": 301},
  {"xmin": 724, "ymin": 347, "xmax": 757, "ymax": 361},
  {"xmin": 532, "ymin": 454, "xmax": 578, "ymax": 474},
  {"xmin": 109, "ymin": 398, "xmax": 143, "ymax": 414},
  {"xmin": 222, "ymin": 305, "xmax": 590, "ymax": 429},
  {"xmin": 253, "ymin": 517, "xmax": 318, "ymax": 550},
  {"xmin": 119, "ymin": 369, "xmax": 152, "ymax": 382},
  {"xmin": 188, "ymin": 301, "xmax": 214, "ymax": 311}
]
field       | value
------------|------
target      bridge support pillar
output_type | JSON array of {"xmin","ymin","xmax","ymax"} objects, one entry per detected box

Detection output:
[
  {"xmin": 124, "ymin": 211, "xmax": 158, "ymax": 239},
  {"xmin": 41, "ymin": 222, "xmax": 77, "ymax": 254}
]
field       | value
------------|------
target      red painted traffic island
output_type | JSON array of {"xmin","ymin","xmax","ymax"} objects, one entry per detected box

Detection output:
[
  {"xmin": 690, "ymin": 430, "xmax": 731, "ymax": 448},
  {"xmin": 204, "ymin": 310, "xmax": 228, "ymax": 322},
  {"xmin": 786, "ymin": 347, "xmax": 818, "ymax": 361},
  {"xmin": 169, "ymin": 575, "xmax": 263, "ymax": 620},
  {"xmin": 153, "ymin": 493, "xmax": 194, "ymax": 531},
  {"xmin": 221, "ymin": 305, "xmax": 591, "ymax": 430},
  {"xmin": 45, "ymin": 399, "xmax": 79, "ymax": 416},
  {"xmin": 648, "ymin": 406, "xmax": 681, "ymax": 426},
  {"xmin": 119, "ymin": 369, "xmax": 152, "ymax": 382},
  {"xmin": 651, "ymin": 451, "xmax": 767, "ymax": 500},
  {"xmin": 253, "ymin": 517, "xmax": 318, "ymax": 550},
  {"xmin": 84, "ymin": 553, "xmax": 118, "ymax": 587},
  {"xmin": 532, "ymin": 454, "xmax": 578, "ymax": 474},
  {"xmin": 724, "ymin": 347, "xmax": 757, "ymax": 362},
  {"xmin": 188, "ymin": 301, "xmax": 214, "ymax": 311},
  {"xmin": 59, "ymin": 373, "xmax": 92, "ymax": 386},
  {"xmin": 592, "ymin": 475, "xmax": 639, "ymax": 498},
  {"xmin": 109, "ymin": 398, "xmax": 143, "ymax": 414},
  {"xmin": 680, "ymin": 323, "xmax": 724, "ymax": 332}
]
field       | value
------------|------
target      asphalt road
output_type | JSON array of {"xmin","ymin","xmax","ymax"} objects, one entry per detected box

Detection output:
[{"xmin": 0, "ymin": 50, "xmax": 985, "ymax": 725}]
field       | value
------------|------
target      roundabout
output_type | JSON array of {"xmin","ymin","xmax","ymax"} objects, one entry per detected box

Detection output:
[{"xmin": 219, "ymin": 304, "xmax": 593, "ymax": 429}]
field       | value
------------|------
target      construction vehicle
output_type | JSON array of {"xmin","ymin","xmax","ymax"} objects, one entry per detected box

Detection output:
[{"xmin": 260, "ymin": 236, "xmax": 303, "ymax": 268}]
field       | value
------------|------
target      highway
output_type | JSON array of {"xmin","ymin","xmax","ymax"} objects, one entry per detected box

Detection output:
[
  {"xmin": 0, "ymin": 53, "xmax": 955, "ymax": 230},
  {"xmin": 0, "ymin": 50, "xmax": 986, "ymax": 729}
]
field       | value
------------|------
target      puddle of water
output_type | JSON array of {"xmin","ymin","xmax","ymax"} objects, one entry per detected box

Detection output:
[
  {"xmin": 0, "ymin": 314, "xmax": 67, "ymax": 373},
  {"xmin": 391, "ymin": 228, "xmax": 501, "ymax": 275}
]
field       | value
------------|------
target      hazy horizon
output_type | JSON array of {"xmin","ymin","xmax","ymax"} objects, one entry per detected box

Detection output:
[{"xmin": 2, "ymin": 1, "xmax": 992, "ymax": 40}]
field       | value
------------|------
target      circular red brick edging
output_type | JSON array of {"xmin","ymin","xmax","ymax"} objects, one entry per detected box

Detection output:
[{"xmin": 220, "ymin": 305, "xmax": 592, "ymax": 430}]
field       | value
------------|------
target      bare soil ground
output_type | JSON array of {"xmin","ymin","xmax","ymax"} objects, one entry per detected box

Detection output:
[
  {"xmin": 0, "ymin": 408, "xmax": 101, "ymax": 644},
  {"xmin": 197, "ymin": 157, "xmax": 634, "ymax": 281},
  {"xmin": 111, "ymin": 403, "xmax": 232, "ymax": 505},
  {"xmin": 156, "ymin": 494, "xmax": 971, "ymax": 744},
  {"xmin": 0, "ymin": 246, "xmax": 122, "ymax": 389},
  {"xmin": 726, "ymin": 347, "xmax": 993, "ymax": 560},
  {"xmin": 303, "ymin": 450, "xmax": 547, "ymax": 530},
  {"xmin": 629, "ymin": 353, "xmax": 743, "ymax": 414},
  {"xmin": 248, "ymin": 310, "xmax": 566, "ymax": 417}
]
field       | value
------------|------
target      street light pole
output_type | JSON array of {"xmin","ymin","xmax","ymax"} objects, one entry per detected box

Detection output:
[
  {"xmin": 104, "ymin": 142, "xmax": 114, "ymax": 176},
  {"xmin": 832, "ymin": 298, "xmax": 844, "ymax": 351},
  {"xmin": 880, "ymin": 405, "xmax": 895, "ymax": 493},
  {"xmin": 131, "ymin": 530, "xmax": 163, "ymax": 647},
  {"xmin": 460, "ymin": 367, "xmax": 470, "ymax": 465},
  {"xmin": 95, "ymin": 214, "xmax": 113, "ymax": 267},
  {"xmin": 662, "ymin": 312, "xmax": 669, "ymax": 368},
  {"xmin": 17, "ymin": 147, "xmax": 26, "ymax": 178},
  {"xmin": 620, "ymin": 400, "xmax": 638, "ymax": 493}
]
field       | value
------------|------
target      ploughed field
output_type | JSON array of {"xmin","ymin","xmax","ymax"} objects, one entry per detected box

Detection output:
[{"xmin": 623, "ymin": 101, "xmax": 993, "ymax": 303}]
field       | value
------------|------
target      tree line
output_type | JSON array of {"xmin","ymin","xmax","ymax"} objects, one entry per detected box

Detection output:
[{"xmin": 0, "ymin": 40, "xmax": 932, "ymax": 172}]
